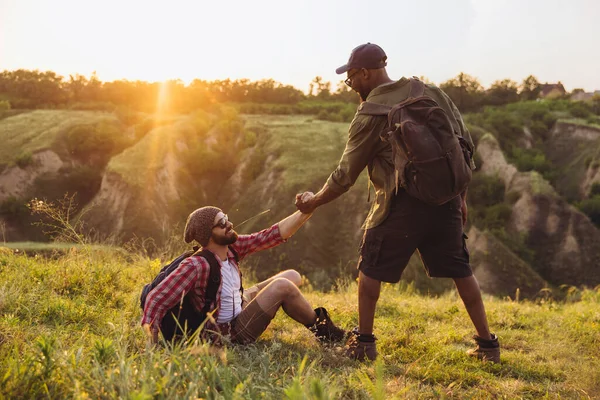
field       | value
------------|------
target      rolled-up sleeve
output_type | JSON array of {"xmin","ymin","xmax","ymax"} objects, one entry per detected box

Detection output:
[
  {"xmin": 326, "ymin": 116, "xmax": 386, "ymax": 194},
  {"xmin": 231, "ymin": 223, "xmax": 285, "ymax": 260}
]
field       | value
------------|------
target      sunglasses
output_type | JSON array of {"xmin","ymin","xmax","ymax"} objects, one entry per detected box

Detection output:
[
  {"xmin": 344, "ymin": 69, "xmax": 363, "ymax": 87},
  {"xmin": 213, "ymin": 214, "xmax": 229, "ymax": 229}
]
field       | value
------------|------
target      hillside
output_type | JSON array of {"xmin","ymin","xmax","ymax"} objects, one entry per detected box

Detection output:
[
  {"xmin": 0, "ymin": 248, "xmax": 598, "ymax": 398},
  {"xmin": 1, "ymin": 101, "xmax": 600, "ymax": 294}
]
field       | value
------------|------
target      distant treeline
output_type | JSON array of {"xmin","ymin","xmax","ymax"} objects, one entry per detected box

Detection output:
[
  {"xmin": 1, "ymin": 69, "xmax": 597, "ymax": 116},
  {"xmin": 0, "ymin": 70, "xmax": 357, "ymax": 113}
]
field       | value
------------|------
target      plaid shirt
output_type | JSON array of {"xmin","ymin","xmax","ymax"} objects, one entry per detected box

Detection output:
[{"xmin": 141, "ymin": 223, "xmax": 285, "ymax": 337}]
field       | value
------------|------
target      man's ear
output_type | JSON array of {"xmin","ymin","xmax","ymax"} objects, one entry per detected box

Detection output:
[{"xmin": 362, "ymin": 68, "xmax": 372, "ymax": 81}]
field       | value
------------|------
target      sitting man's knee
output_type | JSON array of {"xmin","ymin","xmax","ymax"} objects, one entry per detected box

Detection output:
[
  {"xmin": 281, "ymin": 269, "xmax": 302, "ymax": 287},
  {"xmin": 272, "ymin": 277, "xmax": 299, "ymax": 296}
]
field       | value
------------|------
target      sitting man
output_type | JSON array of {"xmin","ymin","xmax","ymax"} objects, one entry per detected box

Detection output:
[{"xmin": 141, "ymin": 204, "xmax": 346, "ymax": 345}]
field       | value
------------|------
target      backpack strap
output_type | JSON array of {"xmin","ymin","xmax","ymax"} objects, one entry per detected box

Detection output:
[
  {"xmin": 357, "ymin": 101, "xmax": 392, "ymax": 116},
  {"xmin": 198, "ymin": 249, "xmax": 222, "ymax": 316},
  {"xmin": 409, "ymin": 77, "xmax": 425, "ymax": 98}
]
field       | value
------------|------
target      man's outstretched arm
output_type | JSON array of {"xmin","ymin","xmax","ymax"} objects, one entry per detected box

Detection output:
[
  {"xmin": 278, "ymin": 209, "xmax": 313, "ymax": 239},
  {"xmin": 296, "ymin": 116, "xmax": 386, "ymax": 215},
  {"xmin": 295, "ymin": 184, "xmax": 343, "ymax": 214},
  {"xmin": 232, "ymin": 206, "xmax": 313, "ymax": 259}
]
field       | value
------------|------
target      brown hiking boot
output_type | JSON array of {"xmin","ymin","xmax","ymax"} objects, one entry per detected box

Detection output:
[
  {"xmin": 345, "ymin": 328, "xmax": 377, "ymax": 361},
  {"xmin": 308, "ymin": 307, "xmax": 347, "ymax": 343},
  {"xmin": 467, "ymin": 334, "xmax": 500, "ymax": 363}
]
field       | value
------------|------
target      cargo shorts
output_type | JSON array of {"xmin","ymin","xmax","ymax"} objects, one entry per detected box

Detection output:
[{"xmin": 358, "ymin": 190, "xmax": 473, "ymax": 283}]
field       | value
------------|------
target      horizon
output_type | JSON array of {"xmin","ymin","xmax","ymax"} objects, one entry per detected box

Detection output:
[{"xmin": 1, "ymin": 0, "xmax": 599, "ymax": 93}]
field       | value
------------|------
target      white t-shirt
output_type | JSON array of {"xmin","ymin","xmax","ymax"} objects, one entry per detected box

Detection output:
[{"xmin": 216, "ymin": 258, "xmax": 243, "ymax": 323}]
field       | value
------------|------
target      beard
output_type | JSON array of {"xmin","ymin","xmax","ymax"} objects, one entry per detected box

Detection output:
[
  {"xmin": 212, "ymin": 229, "xmax": 238, "ymax": 245},
  {"xmin": 358, "ymin": 88, "xmax": 372, "ymax": 102}
]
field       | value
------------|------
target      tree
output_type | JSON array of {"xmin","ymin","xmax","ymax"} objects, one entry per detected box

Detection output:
[
  {"xmin": 309, "ymin": 76, "xmax": 331, "ymax": 99},
  {"xmin": 485, "ymin": 79, "xmax": 520, "ymax": 106},
  {"xmin": 332, "ymin": 81, "xmax": 358, "ymax": 103},
  {"xmin": 520, "ymin": 75, "xmax": 541, "ymax": 101},
  {"xmin": 440, "ymin": 73, "xmax": 484, "ymax": 112}
]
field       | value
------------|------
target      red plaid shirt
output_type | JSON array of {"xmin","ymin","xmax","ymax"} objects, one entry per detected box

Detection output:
[{"xmin": 141, "ymin": 223, "xmax": 285, "ymax": 336}]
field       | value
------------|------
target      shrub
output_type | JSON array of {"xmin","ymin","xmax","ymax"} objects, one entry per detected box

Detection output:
[
  {"xmin": 578, "ymin": 196, "xmax": 600, "ymax": 227},
  {"xmin": 468, "ymin": 173, "xmax": 505, "ymax": 208},
  {"xmin": 33, "ymin": 166, "xmax": 103, "ymax": 206},
  {"xmin": 529, "ymin": 120, "xmax": 549, "ymax": 139},
  {"xmin": 543, "ymin": 113, "xmax": 558, "ymax": 129},
  {"xmin": 15, "ymin": 151, "xmax": 33, "ymax": 168},
  {"xmin": 0, "ymin": 196, "xmax": 29, "ymax": 220},
  {"xmin": 511, "ymin": 147, "xmax": 552, "ymax": 173},
  {"xmin": 0, "ymin": 100, "xmax": 11, "ymax": 110},
  {"xmin": 243, "ymin": 131, "xmax": 258, "ymax": 148},
  {"xmin": 590, "ymin": 182, "xmax": 600, "ymax": 197},
  {"xmin": 483, "ymin": 203, "xmax": 513, "ymax": 229},
  {"xmin": 570, "ymin": 102, "xmax": 592, "ymax": 119},
  {"xmin": 63, "ymin": 121, "xmax": 129, "ymax": 164}
]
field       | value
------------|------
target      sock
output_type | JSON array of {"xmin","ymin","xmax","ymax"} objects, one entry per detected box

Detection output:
[{"xmin": 358, "ymin": 333, "xmax": 375, "ymax": 342}]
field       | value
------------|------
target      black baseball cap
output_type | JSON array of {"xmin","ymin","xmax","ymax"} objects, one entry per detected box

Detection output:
[{"xmin": 335, "ymin": 43, "xmax": 387, "ymax": 74}]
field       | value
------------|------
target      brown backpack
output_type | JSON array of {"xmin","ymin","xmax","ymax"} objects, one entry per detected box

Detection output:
[{"xmin": 358, "ymin": 78, "xmax": 474, "ymax": 205}]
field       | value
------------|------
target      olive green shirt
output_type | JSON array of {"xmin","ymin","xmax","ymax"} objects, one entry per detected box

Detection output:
[{"xmin": 325, "ymin": 77, "xmax": 474, "ymax": 230}]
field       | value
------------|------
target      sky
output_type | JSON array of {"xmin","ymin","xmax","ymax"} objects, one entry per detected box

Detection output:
[{"xmin": 1, "ymin": 0, "xmax": 599, "ymax": 93}]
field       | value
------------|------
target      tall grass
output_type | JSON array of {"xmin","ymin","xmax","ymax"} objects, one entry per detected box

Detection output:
[{"xmin": 0, "ymin": 246, "xmax": 598, "ymax": 398}]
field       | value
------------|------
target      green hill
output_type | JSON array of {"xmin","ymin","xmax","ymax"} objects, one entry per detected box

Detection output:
[
  {"xmin": 2, "ymin": 103, "xmax": 600, "ymax": 293},
  {"xmin": 0, "ymin": 247, "xmax": 598, "ymax": 398},
  {"xmin": 0, "ymin": 109, "xmax": 118, "ymax": 169}
]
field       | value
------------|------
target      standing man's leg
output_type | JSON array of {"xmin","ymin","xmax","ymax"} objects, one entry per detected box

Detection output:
[
  {"xmin": 358, "ymin": 271, "xmax": 381, "ymax": 335},
  {"xmin": 453, "ymin": 275, "xmax": 491, "ymax": 340}
]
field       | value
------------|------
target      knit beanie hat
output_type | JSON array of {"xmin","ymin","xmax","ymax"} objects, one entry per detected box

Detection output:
[{"xmin": 184, "ymin": 206, "xmax": 222, "ymax": 246}]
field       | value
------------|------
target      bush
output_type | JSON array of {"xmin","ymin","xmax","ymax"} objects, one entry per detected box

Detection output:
[
  {"xmin": 0, "ymin": 196, "xmax": 29, "ymax": 220},
  {"xmin": 543, "ymin": 113, "xmax": 558, "ymax": 129},
  {"xmin": 590, "ymin": 182, "xmax": 600, "ymax": 197},
  {"xmin": 578, "ymin": 196, "xmax": 600, "ymax": 226},
  {"xmin": 570, "ymin": 102, "xmax": 592, "ymax": 119},
  {"xmin": 0, "ymin": 100, "xmax": 11, "ymax": 110},
  {"xmin": 114, "ymin": 107, "xmax": 145, "ymax": 125},
  {"xmin": 15, "ymin": 151, "xmax": 33, "ymax": 168},
  {"xmin": 483, "ymin": 203, "xmax": 513, "ymax": 229},
  {"xmin": 33, "ymin": 166, "xmax": 103, "ymax": 206},
  {"xmin": 63, "ymin": 121, "xmax": 129, "ymax": 164},
  {"xmin": 511, "ymin": 147, "xmax": 552, "ymax": 173},
  {"xmin": 243, "ymin": 131, "xmax": 258, "ymax": 148},
  {"xmin": 468, "ymin": 173, "xmax": 505, "ymax": 208},
  {"xmin": 529, "ymin": 120, "xmax": 549, "ymax": 139}
]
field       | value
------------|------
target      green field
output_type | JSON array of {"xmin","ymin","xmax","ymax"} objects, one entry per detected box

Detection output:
[
  {"xmin": 0, "ymin": 248, "xmax": 598, "ymax": 398},
  {"xmin": 0, "ymin": 110, "xmax": 118, "ymax": 167}
]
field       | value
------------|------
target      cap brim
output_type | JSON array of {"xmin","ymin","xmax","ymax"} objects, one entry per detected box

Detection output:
[{"xmin": 335, "ymin": 64, "xmax": 350, "ymax": 74}]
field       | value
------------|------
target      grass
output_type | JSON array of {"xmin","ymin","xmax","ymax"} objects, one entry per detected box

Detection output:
[
  {"xmin": 241, "ymin": 115, "xmax": 355, "ymax": 192},
  {"xmin": 0, "ymin": 110, "xmax": 118, "ymax": 166},
  {"xmin": 559, "ymin": 118, "xmax": 600, "ymax": 130},
  {"xmin": 106, "ymin": 117, "xmax": 189, "ymax": 189},
  {"xmin": 544, "ymin": 120, "xmax": 600, "ymax": 202},
  {"xmin": 0, "ymin": 248, "xmax": 598, "ymax": 399},
  {"xmin": 220, "ymin": 115, "xmax": 374, "ymax": 287}
]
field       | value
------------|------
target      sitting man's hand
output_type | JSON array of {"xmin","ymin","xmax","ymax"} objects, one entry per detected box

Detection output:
[
  {"xmin": 295, "ymin": 191, "xmax": 317, "ymax": 214},
  {"xmin": 143, "ymin": 323, "xmax": 158, "ymax": 344}
]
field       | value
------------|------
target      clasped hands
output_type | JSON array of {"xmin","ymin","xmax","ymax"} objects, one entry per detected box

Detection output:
[{"xmin": 295, "ymin": 191, "xmax": 317, "ymax": 214}]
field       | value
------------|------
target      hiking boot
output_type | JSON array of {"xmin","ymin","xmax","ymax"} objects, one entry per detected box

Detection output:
[
  {"xmin": 467, "ymin": 333, "xmax": 500, "ymax": 363},
  {"xmin": 308, "ymin": 307, "xmax": 347, "ymax": 343},
  {"xmin": 345, "ymin": 328, "xmax": 377, "ymax": 361}
]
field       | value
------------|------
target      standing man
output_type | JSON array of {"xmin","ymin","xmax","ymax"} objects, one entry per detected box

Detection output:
[
  {"xmin": 296, "ymin": 43, "xmax": 499, "ymax": 362},
  {"xmin": 142, "ymin": 204, "xmax": 346, "ymax": 345}
]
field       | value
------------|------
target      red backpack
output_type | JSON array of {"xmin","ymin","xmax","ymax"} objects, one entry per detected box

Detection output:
[{"xmin": 358, "ymin": 78, "xmax": 474, "ymax": 205}]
